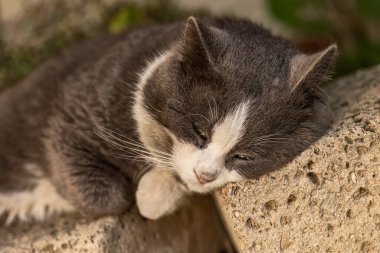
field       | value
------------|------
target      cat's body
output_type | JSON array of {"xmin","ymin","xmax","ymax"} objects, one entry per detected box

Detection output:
[{"xmin": 0, "ymin": 17, "xmax": 336, "ymax": 224}]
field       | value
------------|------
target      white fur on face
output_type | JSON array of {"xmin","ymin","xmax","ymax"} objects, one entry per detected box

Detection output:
[
  {"xmin": 133, "ymin": 51, "xmax": 174, "ymax": 156},
  {"xmin": 172, "ymin": 102, "xmax": 250, "ymax": 193},
  {"xmin": 133, "ymin": 53, "xmax": 248, "ymax": 193}
]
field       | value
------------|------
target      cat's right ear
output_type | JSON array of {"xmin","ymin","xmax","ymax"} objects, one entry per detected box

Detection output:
[
  {"xmin": 289, "ymin": 44, "xmax": 338, "ymax": 91},
  {"xmin": 179, "ymin": 16, "xmax": 217, "ymax": 71}
]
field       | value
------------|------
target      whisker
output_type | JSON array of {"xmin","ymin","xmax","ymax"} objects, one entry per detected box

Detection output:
[
  {"xmin": 92, "ymin": 126, "xmax": 166, "ymax": 160},
  {"xmin": 99, "ymin": 125, "xmax": 172, "ymax": 157},
  {"xmin": 212, "ymin": 97, "xmax": 219, "ymax": 122},
  {"xmin": 100, "ymin": 134, "xmax": 172, "ymax": 161},
  {"xmin": 113, "ymin": 154, "xmax": 170, "ymax": 162},
  {"xmin": 90, "ymin": 119, "xmax": 175, "ymax": 168},
  {"xmin": 207, "ymin": 99, "xmax": 215, "ymax": 122},
  {"xmin": 86, "ymin": 86, "xmax": 176, "ymax": 168},
  {"xmin": 141, "ymin": 91, "xmax": 163, "ymax": 113},
  {"xmin": 91, "ymin": 121, "xmax": 172, "ymax": 159},
  {"xmin": 110, "ymin": 152, "xmax": 173, "ymax": 167},
  {"xmin": 112, "ymin": 152, "xmax": 173, "ymax": 163}
]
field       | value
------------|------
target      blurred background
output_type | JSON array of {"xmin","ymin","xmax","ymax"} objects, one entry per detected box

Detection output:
[{"xmin": 1, "ymin": 0, "xmax": 380, "ymax": 91}]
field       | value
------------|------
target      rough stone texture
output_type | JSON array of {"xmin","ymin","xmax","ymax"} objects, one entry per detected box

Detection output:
[
  {"xmin": 215, "ymin": 66, "xmax": 380, "ymax": 253},
  {"xmin": 0, "ymin": 196, "xmax": 231, "ymax": 253}
]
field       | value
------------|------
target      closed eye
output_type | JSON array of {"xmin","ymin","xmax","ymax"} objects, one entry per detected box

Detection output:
[
  {"xmin": 193, "ymin": 123, "xmax": 207, "ymax": 139},
  {"xmin": 168, "ymin": 105, "xmax": 184, "ymax": 115},
  {"xmin": 192, "ymin": 122, "xmax": 208, "ymax": 148},
  {"xmin": 233, "ymin": 154, "xmax": 252, "ymax": 161}
]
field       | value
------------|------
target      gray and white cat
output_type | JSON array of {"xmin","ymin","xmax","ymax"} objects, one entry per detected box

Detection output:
[{"xmin": 0, "ymin": 16, "xmax": 336, "ymax": 224}]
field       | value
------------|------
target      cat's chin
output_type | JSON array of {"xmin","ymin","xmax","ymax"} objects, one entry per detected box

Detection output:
[{"xmin": 183, "ymin": 181, "xmax": 220, "ymax": 194}]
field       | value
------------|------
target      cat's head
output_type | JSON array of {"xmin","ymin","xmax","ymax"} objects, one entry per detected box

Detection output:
[{"xmin": 133, "ymin": 17, "xmax": 337, "ymax": 193}]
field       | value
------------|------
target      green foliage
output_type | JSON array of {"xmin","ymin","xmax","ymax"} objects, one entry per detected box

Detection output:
[
  {"xmin": 108, "ymin": 5, "xmax": 148, "ymax": 33},
  {"xmin": 0, "ymin": 0, "xmax": 206, "ymax": 90},
  {"xmin": 267, "ymin": 0, "xmax": 330, "ymax": 34},
  {"xmin": 0, "ymin": 32, "xmax": 84, "ymax": 91},
  {"xmin": 105, "ymin": 0, "xmax": 208, "ymax": 33},
  {"xmin": 266, "ymin": 0, "xmax": 380, "ymax": 77},
  {"xmin": 336, "ymin": 39, "xmax": 380, "ymax": 75},
  {"xmin": 356, "ymin": 0, "xmax": 380, "ymax": 21}
]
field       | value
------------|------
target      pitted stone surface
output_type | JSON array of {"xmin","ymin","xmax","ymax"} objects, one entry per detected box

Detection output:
[
  {"xmin": 215, "ymin": 66, "xmax": 380, "ymax": 253},
  {"xmin": 0, "ymin": 197, "xmax": 229, "ymax": 253}
]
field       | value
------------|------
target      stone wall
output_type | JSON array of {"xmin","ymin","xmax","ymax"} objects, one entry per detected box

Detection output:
[
  {"xmin": 1, "ymin": 1, "xmax": 379, "ymax": 251},
  {"xmin": 0, "ymin": 196, "xmax": 231, "ymax": 253},
  {"xmin": 215, "ymin": 66, "xmax": 380, "ymax": 252}
]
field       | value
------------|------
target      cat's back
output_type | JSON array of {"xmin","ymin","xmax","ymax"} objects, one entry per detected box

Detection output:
[
  {"xmin": 0, "ymin": 22, "xmax": 182, "ymax": 183},
  {"xmin": 0, "ymin": 21, "xmax": 183, "ymax": 125}
]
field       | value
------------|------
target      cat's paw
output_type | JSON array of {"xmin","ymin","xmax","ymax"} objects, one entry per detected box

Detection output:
[{"xmin": 136, "ymin": 169, "xmax": 185, "ymax": 220}]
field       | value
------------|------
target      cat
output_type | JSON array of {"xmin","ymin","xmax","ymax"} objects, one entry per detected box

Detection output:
[{"xmin": 0, "ymin": 16, "xmax": 337, "ymax": 224}]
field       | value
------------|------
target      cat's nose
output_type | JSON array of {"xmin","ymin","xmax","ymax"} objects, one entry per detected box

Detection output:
[{"xmin": 194, "ymin": 170, "xmax": 217, "ymax": 184}]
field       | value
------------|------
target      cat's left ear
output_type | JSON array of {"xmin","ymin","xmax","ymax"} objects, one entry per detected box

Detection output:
[
  {"xmin": 289, "ymin": 44, "xmax": 338, "ymax": 91},
  {"xmin": 179, "ymin": 16, "xmax": 220, "ymax": 71}
]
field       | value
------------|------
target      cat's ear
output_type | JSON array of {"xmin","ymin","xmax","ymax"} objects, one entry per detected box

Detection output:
[
  {"xmin": 289, "ymin": 44, "xmax": 338, "ymax": 91},
  {"xmin": 180, "ymin": 16, "xmax": 217, "ymax": 70}
]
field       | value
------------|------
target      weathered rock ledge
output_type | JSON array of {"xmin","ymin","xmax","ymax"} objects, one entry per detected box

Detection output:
[
  {"xmin": 215, "ymin": 66, "xmax": 380, "ymax": 252},
  {"xmin": 0, "ymin": 66, "xmax": 378, "ymax": 253},
  {"xmin": 0, "ymin": 196, "xmax": 230, "ymax": 253}
]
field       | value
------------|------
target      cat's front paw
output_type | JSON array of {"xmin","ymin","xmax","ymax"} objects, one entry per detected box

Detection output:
[{"xmin": 136, "ymin": 169, "xmax": 186, "ymax": 220}]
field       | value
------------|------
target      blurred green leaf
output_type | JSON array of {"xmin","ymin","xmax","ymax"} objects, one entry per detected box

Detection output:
[
  {"xmin": 1, "ymin": 0, "xmax": 204, "ymax": 89},
  {"xmin": 266, "ymin": 0, "xmax": 380, "ymax": 77},
  {"xmin": 267, "ymin": 0, "xmax": 330, "ymax": 34},
  {"xmin": 356, "ymin": 0, "xmax": 380, "ymax": 22},
  {"xmin": 337, "ymin": 40, "xmax": 380, "ymax": 75},
  {"xmin": 108, "ymin": 5, "xmax": 148, "ymax": 33},
  {"xmin": 0, "ymin": 32, "xmax": 83, "ymax": 91}
]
